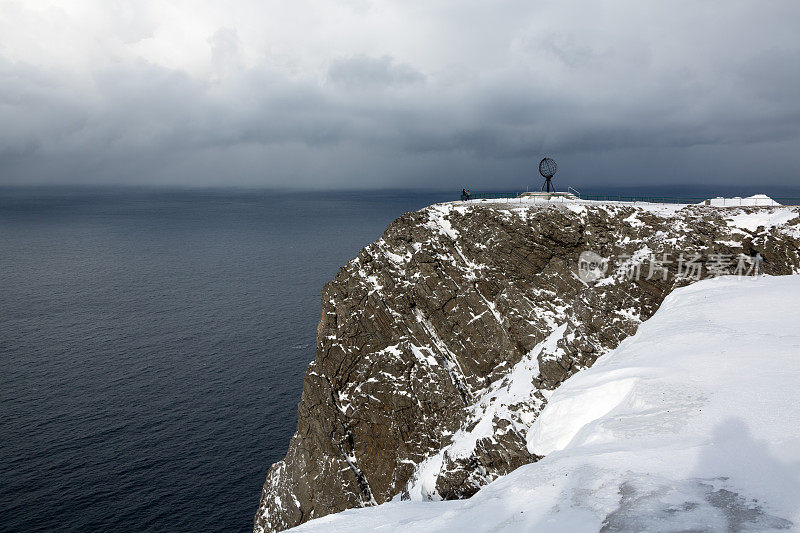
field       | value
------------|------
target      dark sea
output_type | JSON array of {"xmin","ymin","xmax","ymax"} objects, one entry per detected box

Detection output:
[
  {"xmin": 3, "ymin": 184, "xmax": 799, "ymax": 532},
  {"xmin": 0, "ymin": 188, "xmax": 450, "ymax": 532}
]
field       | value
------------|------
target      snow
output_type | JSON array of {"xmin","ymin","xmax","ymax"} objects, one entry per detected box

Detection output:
[
  {"xmin": 447, "ymin": 194, "xmax": 795, "ymax": 219},
  {"xmin": 427, "ymin": 204, "xmax": 460, "ymax": 240},
  {"xmin": 623, "ymin": 211, "xmax": 644, "ymax": 227},
  {"xmin": 704, "ymin": 194, "xmax": 782, "ymax": 207},
  {"xmin": 445, "ymin": 197, "xmax": 693, "ymax": 221},
  {"xmin": 566, "ymin": 204, "xmax": 587, "ymax": 216},
  {"xmin": 409, "ymin": 344, "xmax": 438, "ymax": 366},
  {"xmin": 726, "ymin": 209, "xmax": 799, "ymax": 232},
  {"xmin": 526, "ymin": 376, "xmax": 638, "ymax": 456},
  {"xmin": 403, "ymin": 325, "xmax": 564, "ymax": 501},
  {"xmin": 291, "ymin": 275, "xmax": 800, "ymax": 532}
]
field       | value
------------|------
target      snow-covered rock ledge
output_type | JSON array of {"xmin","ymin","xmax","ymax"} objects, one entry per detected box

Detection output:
[{"xmin": 292, "ymin": 275, "xmax": 800, "ymax": 532}]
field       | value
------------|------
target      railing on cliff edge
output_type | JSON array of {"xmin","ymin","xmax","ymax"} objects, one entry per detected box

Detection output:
[{"xmin": 460, "ymin": 192, "xmax": 800, "ymax": 206}]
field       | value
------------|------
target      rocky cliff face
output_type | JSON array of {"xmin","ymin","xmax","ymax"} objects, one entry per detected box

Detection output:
[{"xmin": 254, "ymin": 201, "xmax": 800, "ymax": 532}]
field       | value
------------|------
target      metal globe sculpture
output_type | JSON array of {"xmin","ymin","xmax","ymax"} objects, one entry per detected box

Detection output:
[
  {"xmin": 539, "ymin": 157, "xmax": 558, "ymax": 192},
  {"xmin": 539, "ymin": 157, "xmax": 557, "ymax": 178}
]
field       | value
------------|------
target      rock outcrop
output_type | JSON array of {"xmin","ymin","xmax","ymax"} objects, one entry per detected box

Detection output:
[{"xmin": 254, "ymin": 201, "xmax": 800, "ymax": 532}]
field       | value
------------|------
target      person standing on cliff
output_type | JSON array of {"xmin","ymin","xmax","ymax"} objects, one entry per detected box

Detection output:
[
  {"xmin": 461, "ymin": 188, "xmax": 467, "ymax": 201},
  {"xmin": 466, "ymin": 189, "xmax": 471, "ymax": 200}
]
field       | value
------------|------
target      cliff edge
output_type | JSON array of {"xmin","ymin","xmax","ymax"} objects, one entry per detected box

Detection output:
[{"xmin": 254, "ymin": 200, "xmax": 800, "ymax": 532}]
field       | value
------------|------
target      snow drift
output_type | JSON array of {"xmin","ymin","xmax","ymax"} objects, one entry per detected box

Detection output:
[{"xmin": 291, "ymin": 275, "xmax": 800, "ymax": 532}]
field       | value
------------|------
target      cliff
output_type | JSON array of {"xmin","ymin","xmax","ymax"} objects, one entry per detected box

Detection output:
[
  {"xmin": 254, "ymin": 200, "xmax": 800, "ymax": 532},
  {"xmin": 277, "ymin": 275, "xmax": 800, "ymax": 532}
]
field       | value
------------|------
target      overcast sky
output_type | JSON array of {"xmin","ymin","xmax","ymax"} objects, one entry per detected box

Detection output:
[{"xmin": 1, "ymin": 0, "xmax": 799, "ymax": 189}]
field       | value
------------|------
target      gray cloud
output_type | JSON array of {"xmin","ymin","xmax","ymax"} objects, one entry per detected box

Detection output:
[
  {"xmin": 328, "ymin": 55, "xmax": 425, "ymax": 89},
  {"xmin": 1, "ymin": 1, "xmax": 799, "ymax": 189}
]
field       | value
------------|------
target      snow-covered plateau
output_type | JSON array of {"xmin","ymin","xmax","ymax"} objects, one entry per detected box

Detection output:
[{"xmin": 292, "ymin": 275, "xmax": 800, "ymax": 532}]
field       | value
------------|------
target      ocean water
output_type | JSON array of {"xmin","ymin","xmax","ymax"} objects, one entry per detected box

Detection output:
[{"xmin": 0, "ymin": 188, "xmax": 450, "ymax": 532}]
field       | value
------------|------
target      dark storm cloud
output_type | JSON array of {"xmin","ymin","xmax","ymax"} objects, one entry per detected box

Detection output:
[{"xmin": 1, "ymin": 1, "xmax": 799, "ymax": 188}]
